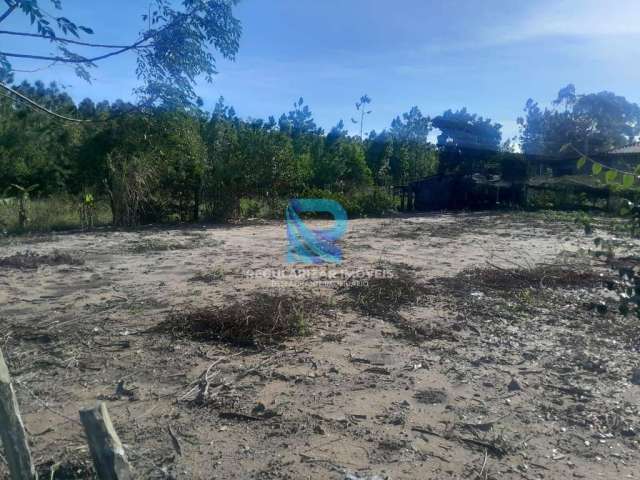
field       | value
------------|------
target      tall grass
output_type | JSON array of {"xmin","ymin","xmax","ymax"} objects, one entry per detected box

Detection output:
[
  {"xmin": 0, "ymin": 195, "xmax": 112, "ymax": 235},
  {"xmin": 0, "ymin": 187, "xmax": 398, "ymax": 236}
]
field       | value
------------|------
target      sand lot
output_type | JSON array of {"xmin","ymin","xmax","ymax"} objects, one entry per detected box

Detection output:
[{"xmin": 1, "ymin": 211, "xmax": 639, "ymax": 479}]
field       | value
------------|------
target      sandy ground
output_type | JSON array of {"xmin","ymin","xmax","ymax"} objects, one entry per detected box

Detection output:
[{"xmin": 0, "ymin": 211, "xmax": 639, "ymax": 479}]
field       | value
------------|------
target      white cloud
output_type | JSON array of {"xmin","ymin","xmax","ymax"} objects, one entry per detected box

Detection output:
[
  {"xmin": 418, "ymin": 0, "xmax": 640, "ymax": 54},
  {"xmin": 502, "ymin": 0, "xmax": 640, "ymax": 42}
]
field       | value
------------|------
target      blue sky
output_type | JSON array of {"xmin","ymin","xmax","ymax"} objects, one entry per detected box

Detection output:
[{"xmin": 4, "ymin": 0, "xmax": 640, "ymax": 141}]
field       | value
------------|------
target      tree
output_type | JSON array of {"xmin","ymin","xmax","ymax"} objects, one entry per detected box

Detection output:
[
  {"xmin": 341, "ymin": 141, "xmax": 372, "ymax": 188},
  {"xmin": 518, "ymin": 85, "xmax": 640, "ymax": 156},
  {"xmin": 388, "ymin": 106, "xmax": 436, "ymax": 182},
  {"xmin": 0, "ymin": 81, "xmax": 82, "ymax": 194},
  {"xmin": 0, "ymin": 0, "xmax": 242, "ymax": 109},
  {"xmin": 389, "ymin": 106, "xmax": 431, "ymax": 144},
  {"xmin": 351, "ymin": 94, "xmax": 372, "ymax": 139},
  {"xmin": 279, "ymin": 97, "xmax": 321, "ymax": 137},
  {"xmin": 99, "ymin": 115, "xmax": 161, "ymax": 225},
  {"xmin": 365, "ymin": 107, "xmax": 438, "ymax": 187},
  {"xmin": 309, "ymin": 119, "xmax": 372, "ymax": 191},
  {"xmin": 432, "ymin": 108, "xmax": 502, "ymax": 152},
  {"xmin": 431, "ymin": 108, "xmax": 501, "ymax": 175},
  {"xmin": 365, "ymin": 130, "xmax": 393, "ymax": 186},
  {"xmin": 1, "ymin": 75, "xmax": 451, "ymax": 227},
  {"xmin": 203, "ymin": 101, "xmax": 243, "ymax": 218},
  {"xmin": 156, "ymin": 113, "xmax": 207, "ymax": 221}
]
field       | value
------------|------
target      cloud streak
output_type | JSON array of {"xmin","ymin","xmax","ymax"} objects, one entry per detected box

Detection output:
[
  {"xmin": 418, "ymin": 0, "xmax": 640, "ymax": 54},
  {"xmin": 498, "ymin": 0, "xmax": 640, "ymax": 43}
]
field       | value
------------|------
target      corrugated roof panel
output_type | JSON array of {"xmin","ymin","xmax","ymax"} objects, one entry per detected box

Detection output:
[{"xmin": 609, "ymin": 143, "xmax": 640, "ymax": 155}]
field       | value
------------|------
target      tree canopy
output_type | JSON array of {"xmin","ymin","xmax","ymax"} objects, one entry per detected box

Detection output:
[
  {"xmin": 0, "ymin": 0, "xmax": 242, "ymax": 109},
  {"xmin": 1, "ymin": 84, "xmax": 437, "ymax": 225},
  {"xmin": 518, "ymin": 84, "xmax": 640, "ymax": 156},
  {"xmin": 432, "ymin": 108, "xmax": 502, "ymax": 152},
  {"xmin": 2, "ymin": 72, "xmax": 639, "ymax": 231}
]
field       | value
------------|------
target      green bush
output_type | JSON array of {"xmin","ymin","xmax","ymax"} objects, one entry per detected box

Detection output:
[
  {"xmin": 301, "ymin": 187, "xmax": 397, "ymax": 217},
  {"xmin": 239, "ymin": 198, "xmax": 263, "ymax": 218},
  {"xmin": 238, "ymin": 197, "xmax": 289, "ymax": 220},
  {"xmin": 351, "ymin": 188, "xmax": 398, "ymax": 216}
]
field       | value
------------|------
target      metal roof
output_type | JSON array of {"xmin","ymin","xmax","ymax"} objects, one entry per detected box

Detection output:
[{"xmin": 609, "ymin": 143, "xmax": 640, "ymax": 155}]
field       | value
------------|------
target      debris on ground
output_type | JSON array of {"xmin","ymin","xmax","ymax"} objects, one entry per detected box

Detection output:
[
  {"xmin": 439, "ymin": 263, "xmax": 610, "ymax": 295},
  {"xmin": 340, "ymin": 263, "xmax": 429, "ymax": 318},
  {"xmin": 0, "ymin": 250, "xmax": 84, "ymax": 269},
  {"xmin": 507, "ymin": 377, "xmax": 522, "ymax": 391},
  {"xmin": 155, "ymin": 292, "xmax": 326, "ymax": 347}
]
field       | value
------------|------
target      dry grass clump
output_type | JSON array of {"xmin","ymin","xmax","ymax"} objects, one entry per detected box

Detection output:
[
  {"xmin": 444, "ymin": 264, "xmax": 608, "ymax": 293},
  {"xmin": 129, "ymin": 238, "xmax": 195, "ymax": 253},
  {"xmin": 156, "ymin": 293, "xmax": 325, "ymax": 347},
  {"xmin": 36, "ymin": 458, "xmax": 95, "ymax": 480},
  {"xmin": 414, "ymin": 388, "xmax": 448, "ymax": 404},
  {"xmin": 341, "ymin": 267, "xmax": 428, "ymax": 318},
  {"xmin": 0, "ymin": 250, "xmax": 84, "ymax": 270},
  {"xmin": 130, "ymin": 237, "xmax": 224, "ymax": 253},
  {"xmin": 392, "ymin": 226, "xmax": 423, "ymax": 240},
  {"xmin": 189, "ymin": 268, "xmax": 225, "ymax": 284}
]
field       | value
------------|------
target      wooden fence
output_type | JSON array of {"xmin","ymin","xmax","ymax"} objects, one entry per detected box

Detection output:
[{"xmin": 0, "ymin": 348, "xmax": 134, "ymax": 480}]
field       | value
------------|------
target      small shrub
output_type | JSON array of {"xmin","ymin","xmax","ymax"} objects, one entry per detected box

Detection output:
[
  {"xmin": 239, "ymin": 198, "xmax": 263, "ymax": 218},
  {"xmin": 238, "ymin": 197, "xmax": 289, "ymax": 220},
  {"xmin": 351, "ymin": 188, "xmax": 397, "ymax": 216}
]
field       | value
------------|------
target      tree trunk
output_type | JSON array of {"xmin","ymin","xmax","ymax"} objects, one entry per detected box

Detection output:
[{"xmin": 193, "ymin": 186, "xmax": 200, "ymax": 222}]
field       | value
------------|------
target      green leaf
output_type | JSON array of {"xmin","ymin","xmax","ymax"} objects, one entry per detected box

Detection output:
[
  {"xmin": 605, "ymin": 170, "xmax": 618, "ymax": 183},
  {"xmin": 560, "ymin": 143, "xmax": 571, "ymax": 153},
  {"xmin": 577, "ymin": 156, "xmax": 587, "ymax": 169},
  {"xmin": 592, "ymin": 163, "xmax": 603, "ymax": 175},
  {"xmin": 623, "ymin": 174, "xmax": 635, "ymax": 189}
]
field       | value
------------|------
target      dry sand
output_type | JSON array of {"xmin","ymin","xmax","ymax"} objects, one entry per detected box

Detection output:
[{"xmin": 0, "ymin": 211, "xmax": 638, "ymax": 479}]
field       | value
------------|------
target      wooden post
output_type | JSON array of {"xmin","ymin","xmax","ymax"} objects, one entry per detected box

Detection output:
[
  {"xmin": 0, "ymin": 348, "xmax": 38, "ymax": 480},
  {"xmin": 79, "ymin": 403, "xmax": 133, "ymax": 480}
]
